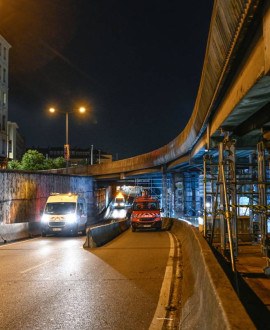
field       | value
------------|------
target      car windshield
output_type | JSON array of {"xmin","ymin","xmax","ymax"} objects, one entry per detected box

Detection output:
[
  {"xmin": 133, "ymin": 202, "xmax": 159, "ymax": 211},
  {"xmin": 45, "ymin": 202, "xmax": 76, "ymax": 215}
]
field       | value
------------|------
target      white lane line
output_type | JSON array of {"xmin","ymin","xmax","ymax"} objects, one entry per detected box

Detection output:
[
  {"xmin": 149, "ymin": 231, "xmax": 175, "ymax": 330},
  {"xmin": 20, "ymin": 259, "xmax": 55, "ymax": 274},
  {"xmin": 0, "ymin": 237, "xmax": 40, "ymax": 248}
]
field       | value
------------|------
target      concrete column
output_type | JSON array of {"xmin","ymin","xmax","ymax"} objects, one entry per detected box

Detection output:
[
  {"xmin": 171, "ymin": 173, "xmax": 176, "ymax": 218},
  {"xmin": 257, "ymin": 141, "xmax": 268, "ymax": 256},
  {"xmin": 161, "ymin": 166, "xmax": 168, "ymax": 216}
]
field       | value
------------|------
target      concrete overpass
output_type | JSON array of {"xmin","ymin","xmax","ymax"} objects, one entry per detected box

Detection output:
[{"xmin": 59, "ymin": 0, "xmax": 270, "ymax": 179}]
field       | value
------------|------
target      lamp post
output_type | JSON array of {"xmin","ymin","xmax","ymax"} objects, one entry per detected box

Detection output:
[{"xmin": 49, "ymin": 107, "xmax": 86, "ymax": 173}]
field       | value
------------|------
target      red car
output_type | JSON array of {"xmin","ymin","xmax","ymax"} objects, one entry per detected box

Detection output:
[{"xmin": 130, "ymin": 197, "xmax": 163, "ymax": 232}]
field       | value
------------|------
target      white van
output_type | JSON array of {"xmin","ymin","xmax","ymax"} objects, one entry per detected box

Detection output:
[{"xmin": 41, "ymin": 193, "xmax": 87, "ymax": 236}]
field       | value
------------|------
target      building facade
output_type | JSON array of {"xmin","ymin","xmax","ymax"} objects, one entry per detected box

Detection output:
[
  {"xmin": 0, "ymin": 35, "xmax": 11, "ymax": 168},
  {"xmin": 7, "ymin": 121, "xmax": 26, "ymax": 161}
]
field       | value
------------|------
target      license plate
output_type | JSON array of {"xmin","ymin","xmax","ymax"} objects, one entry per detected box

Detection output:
[
  {"xmin": 143, "ymin": 225, "xmax": 151, "ymax": 228},
  {"xmin": 53, "ymin": 228, "xmax": 62, "ymax": 231}
]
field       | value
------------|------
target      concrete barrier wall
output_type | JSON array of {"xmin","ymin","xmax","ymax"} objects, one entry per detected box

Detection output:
[
  {"xmin": 0, "ymin": 222, "xmax": 41, "ymax": 243},
  {"xmin": 170, "ymin": 219, "xmax": 255, "ymax": 329},
  {"xmin": 84, "ymin": 219, "xmax": 130, "ymax": 248}
]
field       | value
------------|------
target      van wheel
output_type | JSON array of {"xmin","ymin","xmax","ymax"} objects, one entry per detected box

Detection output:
[
  {"xmin": 132, "ymin": 226, "xmax": 136, "ymax": 232},
  {"xmin": 82, "ymin": 225, "xmax": 87, "ymax": 235}
]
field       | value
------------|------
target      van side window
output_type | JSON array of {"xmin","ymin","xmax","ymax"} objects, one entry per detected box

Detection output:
[{"xmin": 78, "ymin": 203, "xmax": 83, "ymax": 215}]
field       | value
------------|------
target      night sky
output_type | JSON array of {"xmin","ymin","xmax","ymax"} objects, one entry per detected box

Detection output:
[{"xmin": 0, "ymin": 1, "xmax": 213, "ymax": 160}]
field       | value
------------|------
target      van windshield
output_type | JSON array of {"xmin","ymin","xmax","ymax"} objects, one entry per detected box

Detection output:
[
  {"xmin": 133, "ymin": 202, "xmax": 159, "ymax": 211},
  {"xmin": 45, "ymin": 202, "xmax": 76, "ymax": 215}
]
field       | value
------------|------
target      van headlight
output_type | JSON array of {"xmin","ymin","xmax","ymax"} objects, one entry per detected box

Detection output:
[
  {"xmin": 66, "ymin": 214, "xmax": 77, "ymax": 223},
  {"xmin": 41, "ymin": 214, "xmax": 50, "ymax": 223}
]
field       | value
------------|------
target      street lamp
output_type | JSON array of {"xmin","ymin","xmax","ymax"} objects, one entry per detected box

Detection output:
[{"xmin": 49, "ymin": 107, "xmax": 86, "ymax": 173}]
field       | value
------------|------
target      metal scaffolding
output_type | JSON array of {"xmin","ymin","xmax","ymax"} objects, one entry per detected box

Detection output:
[{"xmin": 203, "ymin": 135, "xmax": 270, "ymax": 274}]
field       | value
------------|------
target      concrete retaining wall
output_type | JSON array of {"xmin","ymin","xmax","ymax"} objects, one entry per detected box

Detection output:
[
  {"xmin": 0, "ymin": 170, "xmax": 95, "ymax": 242},
  {"xmin": 170, "ymin": 219, "xmax": 255, "ymax": 329},
  {"xmin": 83, "ymin": 219, "xmax": 130, "ymax": 248}
]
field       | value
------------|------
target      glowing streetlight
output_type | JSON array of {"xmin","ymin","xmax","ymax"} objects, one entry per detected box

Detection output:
[{"xmin": 49, "ymin": 106, "xmax": 86, "ymax": 173}]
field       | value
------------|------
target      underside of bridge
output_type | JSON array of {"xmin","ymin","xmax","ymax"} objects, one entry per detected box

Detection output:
[{"xmin": 49, "ymin": 1, "xmax": 270, "ymax": 274}]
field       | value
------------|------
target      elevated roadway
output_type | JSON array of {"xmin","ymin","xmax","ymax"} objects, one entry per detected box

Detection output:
[{"xmin": 50, "ymin": 0, "xmax": 270, "ymax": 179}]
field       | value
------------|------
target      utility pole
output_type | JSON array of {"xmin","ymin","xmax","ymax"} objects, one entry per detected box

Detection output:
[{"xmin": 90, "ymin": 145, "xmax": 93, "ymax": 165}]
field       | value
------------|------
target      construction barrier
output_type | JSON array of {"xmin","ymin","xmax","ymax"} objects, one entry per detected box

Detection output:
[{"xmin": 83, "ymin": 219, "xmax": 130, "ymax": 248}]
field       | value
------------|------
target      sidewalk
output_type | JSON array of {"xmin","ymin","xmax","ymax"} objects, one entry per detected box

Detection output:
[
  {"xmin": 213, "ymin": 241, "xmax": 270, "ymax": 329},
  {"xmin": 237, "ymin": 243, "xmax": 270, "ymax": 311}
]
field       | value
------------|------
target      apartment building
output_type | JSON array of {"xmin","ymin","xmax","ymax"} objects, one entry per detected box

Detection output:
[
  {"xmin": 0, "ymin": 34, "xmax": 11, "ymax": 168},
  {"xmin": 7, "ymin": 121, "xmax": 26, "ymax": 161}
]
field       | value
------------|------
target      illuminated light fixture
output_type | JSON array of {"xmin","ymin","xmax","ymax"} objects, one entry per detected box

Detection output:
[
  {"xmin": 41, "ymin": 214, "xmax": 50, "ymax": 223},
  {"xmin": 66, "ymin": 214, "xmax": 77, "ymax": 223},
  {"xmin": 68, "ymin": 192, "xmax": 72, "ymax": 197},
  {"xmin": 79, "ymin": 107, "xmax": 86, "ymax": 113},
  {"xmin": 198, "ymin": 217, "xmax": 204, "ymax": 225},
  {"xmin": 49, "ymin": 107, "xmax": 56, "ymax": 113}
]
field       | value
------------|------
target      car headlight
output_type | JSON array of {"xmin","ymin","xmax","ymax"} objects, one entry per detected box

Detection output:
[
  {"xmin": 41, "ymin": 214, "xmax": 50, "ymax": 223},
  {"xmin": 66, "ymin": 214, "xmax": 77, "ymax": 223}
]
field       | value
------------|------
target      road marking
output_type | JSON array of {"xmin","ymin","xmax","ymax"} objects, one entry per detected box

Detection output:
[
  {"xmin": 20, "ymin": 259, "xmax": 55, "ymax": 274},
  {"xmin": 0, "ymin": 237, "xmax": 40, "ymax": 248},
  {"xmin": 149, "ymin": 231, "xmax": 176, "ymax": 330}
]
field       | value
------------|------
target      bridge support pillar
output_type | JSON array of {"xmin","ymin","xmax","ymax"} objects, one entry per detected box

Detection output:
[
  {"xmin": 257, "ymin": 141, "xmax": 270, "ymax": 271},
  {"xmin": 161, "ymin": 166, "xmax": 168, "ymax": 216}
]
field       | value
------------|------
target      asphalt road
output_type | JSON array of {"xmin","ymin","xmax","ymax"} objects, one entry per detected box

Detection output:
[{"xmin": 0, "ymin": 228, "xmax": 172, "ymax": 330}]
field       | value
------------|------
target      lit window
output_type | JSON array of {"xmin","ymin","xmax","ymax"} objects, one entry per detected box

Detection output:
[{"xmin": 3, "ymin": 92, "xmax": 6, "ymax": 105}]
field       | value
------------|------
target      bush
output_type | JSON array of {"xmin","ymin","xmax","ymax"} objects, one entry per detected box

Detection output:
[{"xmin": 7, "ymin": 160, "xmax": 21, "ymax": 170}]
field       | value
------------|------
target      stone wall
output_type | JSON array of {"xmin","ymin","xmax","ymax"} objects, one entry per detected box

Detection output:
[{"xmin": 0, "ymin": 170, "xmax": 94, "ymax": 224}]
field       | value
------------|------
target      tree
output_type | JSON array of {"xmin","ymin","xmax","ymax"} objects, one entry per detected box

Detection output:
[
  {"xmin": 7, "ymin": 160, "xmax": 21, "ymax": 170},
  {"xmin": 53, "ymin": 157, "xmax": 66, "ymax": 169},
  {"xmin": 8, "ymin": 151, "xmax": 67, "ymax": 171},
  {"xmin": 20, "ymin": 150, "xmax": 47, "ymax": 171}
]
